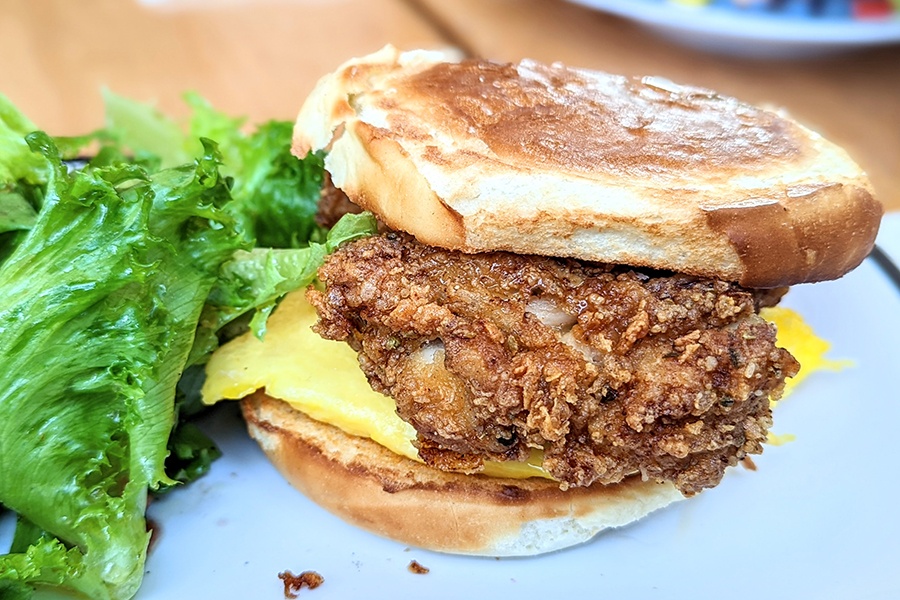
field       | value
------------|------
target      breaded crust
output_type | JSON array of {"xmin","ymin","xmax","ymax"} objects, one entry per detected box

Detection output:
[
  {"xmin": 241, "ymin": 391, "xmax": 683, "ymax": 556},
  {"xmin": 293, "ymin": 46, "xmax": 882, "ymax": 288}
]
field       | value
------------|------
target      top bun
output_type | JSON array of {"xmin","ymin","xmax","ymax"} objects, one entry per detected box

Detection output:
[{"xmin": 293, "ymin": 46, "xmax": 882, "ymax": 288}]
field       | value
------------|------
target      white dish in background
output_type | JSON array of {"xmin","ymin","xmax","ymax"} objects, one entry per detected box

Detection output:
[{"xmin": 566, "ymin": 0, "xmax": 900, "ymax": 58}]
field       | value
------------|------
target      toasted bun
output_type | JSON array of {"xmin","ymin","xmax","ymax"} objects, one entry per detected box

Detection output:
[
  {"xmin": 241, "ymin": 391, "xmax": 683, "ymax": 556},
  {"xmin": 293, "ymin": 46, "xmax": 882, "ymax": 288}
]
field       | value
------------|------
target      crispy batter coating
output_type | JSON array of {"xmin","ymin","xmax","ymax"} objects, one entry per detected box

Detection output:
[
  {"xmin": 307, "ymin": 233, "xmax": 799, "ymax": 496},
  {"xmin": 314, "ymin": 172, "xmax": 362, "ymax": 229}
]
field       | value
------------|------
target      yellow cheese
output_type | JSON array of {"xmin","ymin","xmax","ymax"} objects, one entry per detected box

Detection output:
[
  {"xmin": 203, "ymin": 292, "xmax": 838, "ymax": 479},
  {"xmin": 761, "ymin": 305, "xmax": 848, "ymax": 446},
  {"xmin": 766, "ymin": 432, "xmax": 797, "ymax": 447},
  {"xmin": 760, "ymin": 305, "xmax": 849, "ymax": 401}
]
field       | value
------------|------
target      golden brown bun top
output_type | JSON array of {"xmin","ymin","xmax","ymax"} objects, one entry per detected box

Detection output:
[{"xmin": 293, "ymin": 46, "xmax": 882, "ymax": 288}]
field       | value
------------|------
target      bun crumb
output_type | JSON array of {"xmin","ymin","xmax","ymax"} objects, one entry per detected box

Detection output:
[
  {"xmin": 407, "ymin": 560, "xmax": 430, "ymax": 574},
  {"xmin": 278, "ymin": 570, "xmax": 324, "ymax": 598}
]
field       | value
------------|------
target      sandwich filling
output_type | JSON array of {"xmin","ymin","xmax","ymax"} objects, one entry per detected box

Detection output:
[
  {"xmin": 202, "ymin": 229, "xmax": 839, "ymax": 494},
  {"xmin": 307, "ymin": 232, "xmax": 800, "ymax": 496}
]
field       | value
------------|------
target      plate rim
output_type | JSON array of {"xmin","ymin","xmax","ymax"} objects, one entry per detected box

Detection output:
[{"xmin": 565, "ymin": 0, "xmax": 900, "ymax": 46}]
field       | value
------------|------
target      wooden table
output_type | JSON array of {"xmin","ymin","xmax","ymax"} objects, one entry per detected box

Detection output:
[{"xmin": 2, "ymin": 0, "xmax": 898, "ymax": 211}]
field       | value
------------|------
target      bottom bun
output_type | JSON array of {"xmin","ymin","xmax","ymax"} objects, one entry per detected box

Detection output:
[{"xmin": 240, "ymin": 391, "xmax": 685, "ymax": 556}]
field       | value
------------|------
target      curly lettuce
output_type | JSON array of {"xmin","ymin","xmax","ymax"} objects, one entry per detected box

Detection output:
[
  {"xmin": 0, "ymin": 93, "xmax": 376, "ymax": 599},
  {"xmin": 104, "ymin": 90, "xmax": 325, "ymax": 250},
  {"xmin": 0, "ymin": 133, "xmax": 245, "ymax": 599},
  {"xmin": 0, "ymin": 94, "xmax": 50, "ymax": 262}
]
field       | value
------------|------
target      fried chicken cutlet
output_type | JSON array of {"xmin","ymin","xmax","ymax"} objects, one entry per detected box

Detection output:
[{"xmin": 307, "ymin": 232, "xmax": 799, "ymax": 496}]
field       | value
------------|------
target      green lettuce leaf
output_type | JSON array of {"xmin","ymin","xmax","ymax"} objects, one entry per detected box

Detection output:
[
  {"xmin": 0, "ymin": 94, "xmax": 50, "ymax": 263},
  {"xmin": 106, "ymin": 90, "xmax": 325, "ymax": 250},
  {"xmin": 0, "ymin": 134, "xmax": 246, "ymax": 599},
  {"xmin": 155, "ymin": 421, "xmax": 222, "ymax": 495},
  {"xmin": 0, "ymin": 191, "xmax": 37, "ymax": 234},
  {"xmin": 200, "ymin": 211, "xmax": 377, "ymax": 343},
  {"xmin": 0, "ymin": 94, "xmax": 48, "ymax": 188},
  {"xmin": 221, "ymin": 122, "xmax": 325, "ymax": 249},
  {"xmin": 102, "ymin": 89, "xmax": 191, "ymax": 169}
]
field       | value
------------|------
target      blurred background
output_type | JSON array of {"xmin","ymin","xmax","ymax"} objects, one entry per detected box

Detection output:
[{"xmin": 2, "ymin": 0, "xmax": 898, "ymax": 210}]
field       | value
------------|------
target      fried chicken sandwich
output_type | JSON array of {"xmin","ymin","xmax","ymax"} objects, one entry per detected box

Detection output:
[{"xmin": 203, "ymin": 46, "xmax": 882, "ymax": 555}]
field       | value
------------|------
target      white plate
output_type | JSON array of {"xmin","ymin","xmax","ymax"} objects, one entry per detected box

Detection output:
[
  {"xmin": 566, "ymin": 0, "xmax": 900, "ymax": 58},
  {"xmin": 135, "ymin": 214, "xmax": 900, "ymax": 600},
  {"xmin": 4, "ymin": 217, "xmax": 899, "ymax": 600}
]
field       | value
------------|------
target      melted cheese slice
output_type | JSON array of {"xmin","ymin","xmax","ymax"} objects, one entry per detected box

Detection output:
[
  {"xmin": 203, "ymin": 291, "xmax": 837, "ymax": 478},
  {"xmin": 760, "ymin": 305, "xmax": 848, "ymax": 402}
]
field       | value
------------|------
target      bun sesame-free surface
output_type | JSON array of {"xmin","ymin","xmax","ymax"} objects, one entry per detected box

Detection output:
[
  {"xmin": 241, "ymin": 391, "xmax": 683, "ymax": 556},
  {"xmin": 293, "ymin": 46, "xmax": 881, "ymax": 288}
]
